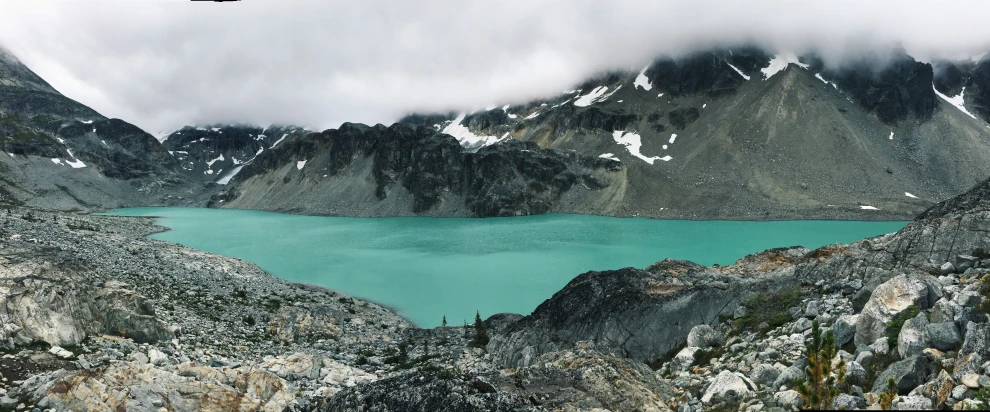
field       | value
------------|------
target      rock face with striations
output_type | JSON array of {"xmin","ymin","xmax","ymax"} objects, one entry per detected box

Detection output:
[
  {"xmin": 211, "ymin": 122, "xmax": 621, "ymax": 217},
  {"xmin": 162, "ymin": 124, "xmax": 308, "ymax": 183}
]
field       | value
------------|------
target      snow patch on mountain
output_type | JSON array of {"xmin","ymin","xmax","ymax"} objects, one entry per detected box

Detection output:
[
  {"xmin": 726, "ymin": 63, "xmax": 750, "ymax": 80},
  {"xmin": 599, "ymin": 153, "xmax": 619, "ymax": 161},
  {"xmin": 441, "ymin": 113, "xmax": 503, "ymax": 150},
  {"xmin": 933, "ymin": 85, "xmax": 978, "ymax": 119},
  {"xmin": 296, "ymin": 160, "xmax": 307, "ymax": 170},
  {"xmin": 762, "ymin": 54, "xmax": 809, "ymax": 80},
  {"xmin": 206, "ymin": 154, "xmax": 225, "ymax": 168},
  {"xmin": 574, "ymin": 85, "xmax": 621, "ymax": 107},
  {"xmin": 502, "ymin": 105, "xmax": 517, "ymax": 119},
  {"xmin": 271, "ymin": 133, "xmax": 288, "ymax": 148},
  {"xmin": 612, "ymin": 131, "xmax": 669, "ymax": 164},
  {"xmin": 216, "ymin": 166, "xmax": 244, "ymax": 185},
  {"xmin": 634, "ymin": 64, "xmax": 653, "ymax": 90}
]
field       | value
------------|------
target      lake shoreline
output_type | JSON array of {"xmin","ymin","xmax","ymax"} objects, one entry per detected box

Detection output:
[{"xmin": 102, "ymin": 207, "xmax": 907, "ymax": 327}]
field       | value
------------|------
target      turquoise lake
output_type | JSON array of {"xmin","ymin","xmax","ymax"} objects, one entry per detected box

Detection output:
[{"xmin": 103, "ymin": 208, "xmax": 906, "ymax": 327}]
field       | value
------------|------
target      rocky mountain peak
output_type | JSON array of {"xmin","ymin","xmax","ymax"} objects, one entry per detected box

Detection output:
[{"xmin": 0, "ymin": 45, "xmax": 59, "ymax": 95}]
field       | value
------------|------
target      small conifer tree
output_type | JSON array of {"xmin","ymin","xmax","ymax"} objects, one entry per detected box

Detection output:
[
  {"xmin": 878, "ymin": 377, "xmax": 897, "ymax": 410},
  {"xmin": 796, "ymin": 320, "xmax": 845, "ymax": 409},
  {"xmin": 471, "ymin": 311, "xmax": 489, "ymax": 348}
]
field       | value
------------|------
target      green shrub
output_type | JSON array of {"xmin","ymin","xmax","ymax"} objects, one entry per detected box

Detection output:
[
  {"xmin": 885, "ymin": 305, "xmax": 920, "ymax": 348},
  {"xmin": 732, "ymin": 286, "xmax": 803, "ymax": 331}
]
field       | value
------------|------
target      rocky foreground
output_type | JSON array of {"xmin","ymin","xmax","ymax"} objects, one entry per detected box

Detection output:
[{"xmin": 3, "ymin": 175, "xmax": 990, "ymax": 411}]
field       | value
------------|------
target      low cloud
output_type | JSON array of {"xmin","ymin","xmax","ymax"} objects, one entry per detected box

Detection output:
[{"xmin": 1, "ymin": 0, "xmax": 988, "ymax": 134}]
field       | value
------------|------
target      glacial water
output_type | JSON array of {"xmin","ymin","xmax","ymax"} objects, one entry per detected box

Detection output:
[{"xmin": 104, "ymin": 208, "xmax": 905, "ymax": 327}]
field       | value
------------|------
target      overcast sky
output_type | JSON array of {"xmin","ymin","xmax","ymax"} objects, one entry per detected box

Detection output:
[{"xmin": 1, "ymin": 1, "xmax": 989, "ymax": 135}]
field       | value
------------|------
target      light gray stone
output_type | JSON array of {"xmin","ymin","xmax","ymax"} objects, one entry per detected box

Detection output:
[
  {"xmin": 833, "ymin": 393, "xmax": 866, "ymax": 410},
  {"xmin": 960, "ymin": 322, "xmax": 990, "ymax": 359},
  {"xmin": 940, "ymin": 262, "xmax": 956, "ymax": 275},
  {"xmin": 772, "ymin": 366, "xmax": 804, "ymax": 389},
  {"xmin": 733, "ymin": 305, "xmax": 747, "ymax": 319},
  {"xmin": 805, "ymin": 300, "xmax": 820, "ymax": 318},
  {"xmin": 791, "ymin": 317, "xmax": 812, "ymax": 333},
  {"xmin": 897, "ymin": 312, "xmax": 931, "ymax": 357},
  {"xmin": 832, "ymin": 314, "xmax": 858, "ymax": 347},
  {"xmin": 686, "ymin": 325, "xmax": 723, "ymax": 349},
  {"xmin": 855, "ymin": 350, "xmax": 874, "ymax": 368},
  {"xmin": 701, "ymin": 370, "xmax": 755, "ymax": 404},
  {"xmin": 894, "ymin": 395, "xmax": 933, "ymax": 410},
  {"xmin": 671, "ymin": 347, "xmax": 700, "ymax": 372},
  {"xmin": 931, "ymin": 298, "xmax": 957, "ymax": 323},
  {"xmin": 955, "ymin": 291, "xmax": 982, "ymax": 307},
  {"xmin": 871, "ymin": 337, "xmax": 890, "ymax": 355},
  {"xmin": 846, "ymin": 361, "xmax": 867, "ymax": 382},
  {"xmin": 952, "ymin": 384, "xmax": 969, "ymax": 399},
  {"xmin": 855, "ymin": 274, "xmax": 937, "ymax": 346},
  {"xmin": 148, "ymin": 349, "xmax": 168, "ymax": 366},
  {"xmin": 749, "ymin": 364, "xmax": 781, "ymax": 386}
]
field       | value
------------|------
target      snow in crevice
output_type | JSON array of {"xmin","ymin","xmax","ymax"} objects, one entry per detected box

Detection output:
[
  {"xmin": 50, "ymin": 158, "xmax": 62, "ymax": 165},
  {"xmin": 440, "ymin": 113, "xmax": 504, "ymax": 150},
  {"xmin": 726, "ymin": 63, "xmax": 751, "ymax": 80},
  {"xmin": 206, "ymin": 154, "xmax": 225, "ymax": 168},
  {"xmin": 56, "ymin": 137, "xmax": 65, "ymax": 144},
  {"xmin": 271, "ymin": 133, "xmax": 289, "ymax": 148},
  {"xmin": 211, "ymin": 127, "xmax": 221, "ymax": 132},
  {"xmin": 633, "ymin": 63, "xmax": 653, "ymax": 91},
  {"xmin": 216, "ymin": 165, "xmax": 244, "ymax": 185},
  {"xmin": 815, "ymin": 73, "xmax": 840, "ymax": 90},
  {"xmin": 599, "ymin": 153, "xmax": 619, "ymax": 161},
  {"xmin": 574, "ymin": 85, "xmax": 621, "ymax": 107},
  {"xmin": 612, "ymin": 131, "xmax": 671, "ymax": 164},
  {"xmin": 904, "ymin": 192, "xmax": 918, "ymax": 199},
  {"xmin": 761, "ymin": 53, "xmax": 809, "ymax": 80},
  {"xmin": 101, "ymin": 140, "xmax": 108, "ymax": 146},
  {"xmin": 64, "ymin": 149, "xmax": 86, "ymax": 168},
  {"xmin": 888, "ymin": 131, "xmax": 894, "ymax": 140},
  {"xmin": 668, "ymin": 134, "xmax": 677, "ymax": 144},
  {"xmin": 296, "ymin": 160, "xmax": 307, "ymax": 170},
  {"xmin": 80, "ymin": 120, "xmax": 93, "ymax": 124},
  {"xmin": 859, "ymin": 205, "xmax": 879, "ymax": 210},
  {"xmin": 501, "ymin": 105, "xmax": 517, "ymax": 119},
  {"xmin": 933, "ymin": 85, "xmax": 978, "ymax": 119}
]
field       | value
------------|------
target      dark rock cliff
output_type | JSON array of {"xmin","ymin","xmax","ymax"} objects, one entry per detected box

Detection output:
[
  {"xmin": 827, "ymin": 50, "xmax": 938, "ymax": 124},
  {"xmin": 213, "ymin": 122, "xmax": 620, "ymax": 217}
]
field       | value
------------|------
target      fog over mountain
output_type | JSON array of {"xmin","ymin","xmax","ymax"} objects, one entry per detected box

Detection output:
[{"xmin": 1, "ymin": 0, "xmax": 988, "ymax": 134}]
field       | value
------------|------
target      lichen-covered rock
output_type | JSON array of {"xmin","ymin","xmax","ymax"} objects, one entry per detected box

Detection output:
[
  {"xmin": 872, "ymin": 355, "xmax": 930, "ymax": 394},
  {"xmin": 855, "ymin": 274, "xmax": 937, "ymax": 346},
  {"xmin": 267, "ymin": 304, "xmax": 343, "ymax": 342},
  {"xmin": 749, "ymin": 363, "xmax": 781, "ymax": 386},
  {"xmin": 897, "ymin": 312, "xmax": 931, "ymax": 357},
  {"xmin": 832, "ymin": 314, "xmax": 858, "ymax": 347},
  {"xmin": 833, "ymin": 393, "xmax": 866, "ymax": 410},
  {"xmin": 686, "ymin": 324, "xmax": 723, "ymax": 348},
  {"xmin": 926, "ymin": 322, "xmax": 962, "ymax": 352},
  {"xmin": 671, "ymin": 346, "xmax": 700, "ymax": 372},
  {"xmin": 701, "ymin": 370, "xmax": 756, "ymax": 404},
  {"xmin": 16, "ymin": 362, "xmax": 294, "ymax": 412},
  {"xmin": 893, "ymin": 395, "xmax": 933, "ymax": 410}
]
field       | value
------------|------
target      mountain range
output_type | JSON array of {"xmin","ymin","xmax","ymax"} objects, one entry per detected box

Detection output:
[{"xmin": 2, "ymin": 45, "xmax": 990, "ymax": 219}]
